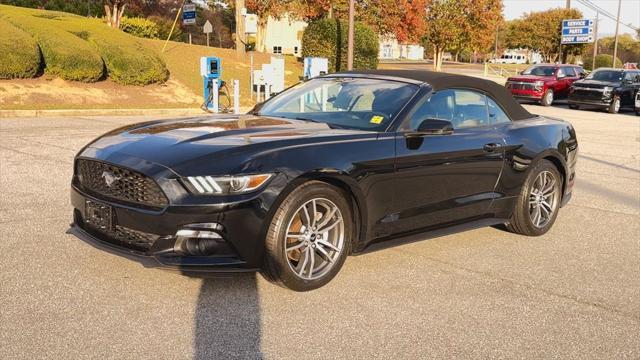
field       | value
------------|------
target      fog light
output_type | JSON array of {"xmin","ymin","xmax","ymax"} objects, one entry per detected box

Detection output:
[{"xmin": 174, "ymin": 227, "xmax": 223, "ymax": 256}]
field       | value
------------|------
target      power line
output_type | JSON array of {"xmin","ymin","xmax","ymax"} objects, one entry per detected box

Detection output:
[{"xmin": 575, "ymin": 0, "xmax": 638, "ymax": 32}]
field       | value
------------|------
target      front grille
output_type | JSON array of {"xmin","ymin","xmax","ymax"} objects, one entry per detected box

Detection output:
[
  {"xmin": 572, "ymin": 89, "xmax": 604, "ymax": 101},
  {"xmin": 75, "ymin": 159, "xmax": 168, "ymax": 210},
  {"xmin": 508, "ymin": 82, "xmax": 535, "ymax": 90},
  {"xmin": 75, "ymin": 208, "xmax": 159, "ymax": 252},
  {"xmin": 112, "ymin": 225, "xmax": 159, "ymax": 251}
]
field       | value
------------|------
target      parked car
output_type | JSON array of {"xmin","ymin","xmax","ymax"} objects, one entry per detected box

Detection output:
[
  {"xmin": 505, "ymin": 64, "xmax": 585, "ymax": 106},
  {"xmin": 568, "ymin": 68, "xmax": 640, "ymax": 113},
  {"xmin": 635, "ymin": 91, "xmax": 640, "ymax": 115},
  {"xmin": 70, "ymin": 70, "xmax": 578, "ymax": 291}
]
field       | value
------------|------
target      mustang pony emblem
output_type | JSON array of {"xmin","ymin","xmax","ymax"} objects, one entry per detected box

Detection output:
[{"xmin": 101, "ymin": 171, "xmax": 120, "ymax": 187}]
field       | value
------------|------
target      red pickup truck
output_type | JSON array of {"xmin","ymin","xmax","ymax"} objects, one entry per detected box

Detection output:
[{"xmin": 505, "ymin": 64, "xmax": 586, "ymax": 106}]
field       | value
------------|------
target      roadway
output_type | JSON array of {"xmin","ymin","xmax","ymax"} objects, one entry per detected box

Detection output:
[{"xmin": 1, "ymin": 104, "xmax": 639, "ymax": 359}]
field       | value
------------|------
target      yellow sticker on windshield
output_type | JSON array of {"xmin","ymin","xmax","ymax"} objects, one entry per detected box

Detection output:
[{"xmin": 370, "ymin": 115, "xmax": 384, "ymax": 124}]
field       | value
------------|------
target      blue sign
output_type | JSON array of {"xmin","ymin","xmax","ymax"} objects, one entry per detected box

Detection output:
[
  {"xmin": 562, "ymin": 27, "xmax": 592, "ymax": 35},
  {"xmin": 563, "ymin": 19, "xmax": 593, "ymax": 28},
  {"xmin": 561, "ymin": 18, "xmax": 594, "ymax": 44},
  {"xmin": 183, "ymin": 3, "xmax": 196, "ymax": 25}
]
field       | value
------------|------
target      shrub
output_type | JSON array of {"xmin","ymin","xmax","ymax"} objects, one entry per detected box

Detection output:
[
  {"xmin": 120, "ymin": 17, "xmax": 161, "ymax": 39},
  {"xmin": 1, "ymin": 6, "xmax": 104, "ymax": 82},
  {"xmin": 0, "ymin": 17, "xmax": 41, "ymax": 79},
  {"xmin": 149, "ymin": 15, "xmax": 182, "ymax": 41},
  {"xmin": 0, "ymin": 5, "xmax": 168, "ymax": 85},
  {"xmin": 302, "ymin": 18, "xmax": 379, "ymax": 72},
  {"xmin": 58, "ymin": 16, "xmax": 169, "ymax": 85},
  {"xmin": 582, "ymin": 54, "xmax": 623, "ymax": 71}
]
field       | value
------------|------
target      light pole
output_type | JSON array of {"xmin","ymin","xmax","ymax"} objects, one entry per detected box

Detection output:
[
  {"xmin": 347, "ymin": 0, "xmax": 355, "ymax": 71},
  {"xmin": 612, "ymin": 0, "xmax": 621, "ymax": 69},
  {"xmin": 235, "ymin": 0, "xmax": 246, "ymax": 60},
  {"xmin": 592, "ymin": 12, "xmax": 599, "ymax": 71}
]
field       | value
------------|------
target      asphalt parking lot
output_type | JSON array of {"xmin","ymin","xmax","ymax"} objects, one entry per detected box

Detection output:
[{"xmin": 1, "ymin": 105, "xmax": 639, "ymax": 359}]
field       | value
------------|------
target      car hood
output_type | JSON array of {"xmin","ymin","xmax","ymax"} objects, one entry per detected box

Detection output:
[
  {"xmin": 507, "ymin": 75, "xmax": 554, "ymax": 82},
  {"xmin": 79, "ymin": 114, "xmax": 370, "ymax": 175},
  {"xmin": 573, "ymin": 79, "xmax": 620, "ymax": 88}
]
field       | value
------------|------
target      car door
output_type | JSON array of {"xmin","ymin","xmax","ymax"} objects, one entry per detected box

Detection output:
[
  {"xmin": 620, "ymin": 71, "xmax": 640, "ymax": 107},
  {"xmin": 559, "ymin": 66, "xmax": 579, "ymax": 97},
  {"xmin": 389, "ymin": 89, "xmax": 505, "ymax": 235}
]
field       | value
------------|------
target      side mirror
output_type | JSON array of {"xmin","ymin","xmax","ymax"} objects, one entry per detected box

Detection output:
[
  {"xmin": 579, "ymin": 72, "xmax": 586, "ymax": 79},
  {"xmin": 406, "ymin": 119, "xmax": 454, "ymax": 137}
]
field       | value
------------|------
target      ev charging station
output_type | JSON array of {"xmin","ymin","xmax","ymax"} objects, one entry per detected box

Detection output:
[{"xmin": 200, "ymin": 56, "xmax": 221, "ymax": 112}]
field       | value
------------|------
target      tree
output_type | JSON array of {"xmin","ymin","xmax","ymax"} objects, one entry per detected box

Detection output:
[
  {"xmin": 423, "ymin": 0, "xmax": 465, "ymax": 71},
  {"xmin": 505, "ymin": 8, "xmax": 585, "ymax": 63},
  {"xmin": 104, "ymin": 0, "xmax": 127, "ymax": 28},
  {"xmin": 463, "ymin": 0, "xmax": 503, "ymax": 62},
  {"xmin": 393, "ymin": 0, "xmax": 427, "ymax": 43}
]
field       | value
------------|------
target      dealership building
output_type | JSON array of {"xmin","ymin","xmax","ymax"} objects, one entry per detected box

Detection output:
[{"xmin": 263, "ymin": 15, "xmax": 424, "ymax": 61}]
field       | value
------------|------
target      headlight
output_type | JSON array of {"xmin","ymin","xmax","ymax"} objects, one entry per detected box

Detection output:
[
  {"xmin": 603, "ymin": 86, "xmax": 613, "ymax": 97},
  {"xmin": 534, "ymin": 81, "xmax": 544, "ymax": 91},
  {"xmin": 184, "ymin": 174, "xmax": 272, "ymax": 195}
]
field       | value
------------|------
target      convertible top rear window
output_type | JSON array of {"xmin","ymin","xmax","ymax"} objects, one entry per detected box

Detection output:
[{"xmin": 256, "ymin": 77, "xmax": 419, "ymax": 131}]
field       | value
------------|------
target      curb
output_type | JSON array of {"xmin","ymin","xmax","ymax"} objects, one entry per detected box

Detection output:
[{"xmin": 0, "ymin": 107, "xmax": 210, "ymax": 118}]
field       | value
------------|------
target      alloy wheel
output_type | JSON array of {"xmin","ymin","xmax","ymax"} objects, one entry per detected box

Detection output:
[
  {"xmin": 528, "ymin": 170, "xmax": 559, "ymax": 228},
  {"xmin": 614, "ymin": 98, "xmax": 621, "ymax": 113},
  {"xmin": 546, "ymin": 90, "xmax": 553, "ymax": 104},
  {"xmin": 284, "ymin": 198, "xmax": 345, "ymax": 280}
]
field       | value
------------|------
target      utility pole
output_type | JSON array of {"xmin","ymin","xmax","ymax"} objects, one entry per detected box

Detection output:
[
  {"xmin": 612, "ymin": 0, "xmax": 621, "ymax": 69},
  {"xmin": 347, "ymin": 0, "xmax": 355, "ymax": 71},
  {"xmin": 235, "ymin": 0, "xmax": 246, "ymax": 60},
  {"xmin": 566, "ymin": 0, "xmax": 570, "ymax": 9},
  {"xmin": 494, "ymin": 24, "xmax": 499, "ymax": 60},
  {"xmin": 592, "ymin": 12, "xmax": 599, "ymax": 71}
]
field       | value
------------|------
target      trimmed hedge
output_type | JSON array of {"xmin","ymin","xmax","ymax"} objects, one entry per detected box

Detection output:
[
  {"xmin": 121, "ymin": 17, "xmax": 161, "ymax": 39},
  {"xmin": 59, "ymin": 16, "xmax": 169, "ymax": 85},
  {"xmin": 582, "ymin": 54, "xmax": 623, "ymax": 71},
  {"xmin": 0, "ymin": 17, "xmax": 41, "ymax": 79},
  {"xmin": 302, "ymin": 19, "xmax": 379, "ymax": 72},
  {"xmin": 0, "ymin": 5, "xmax": 168, "ymax": 85},
  {"xmin": 1, "ymin": 6, "xmax": 104, "ymax": 82}
]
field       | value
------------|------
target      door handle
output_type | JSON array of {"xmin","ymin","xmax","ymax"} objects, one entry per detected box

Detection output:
[{"xmin": 483, "ymin": 143, "xmax": 501, "ymax": 152}]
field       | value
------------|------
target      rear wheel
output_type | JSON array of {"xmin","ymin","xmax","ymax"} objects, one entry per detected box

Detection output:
[
  {"xmin": 261, "ymin": 181, "xmax": 352, "ymax": 291},
  {"xmin": 608, "ymin": 96, "xmax": 621, "ymax": 114},
  {"xmin": 541, "ymin": 89, "xmax": 554, "ymax": 106},
  {"xmin": 506, "ymin": 160, "xmax": 562, "ymax": 236}
]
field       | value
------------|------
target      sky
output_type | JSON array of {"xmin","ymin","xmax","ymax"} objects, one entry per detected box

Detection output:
[{"xmin": 503, "ymin": 0, "xmax": 640, "ymax": 37}]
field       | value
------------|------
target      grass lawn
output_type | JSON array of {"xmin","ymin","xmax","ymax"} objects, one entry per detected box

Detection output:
[{"xmin": 0, "ymin": 4, "xmax": 303, "ymax": 110}]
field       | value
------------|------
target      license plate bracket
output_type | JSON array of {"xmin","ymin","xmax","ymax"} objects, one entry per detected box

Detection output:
[{"xmin": 85, "ymin": 200, "xmax": 113, "ymax": 231}]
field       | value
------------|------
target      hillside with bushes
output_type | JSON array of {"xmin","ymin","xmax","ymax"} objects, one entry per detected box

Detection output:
[{"xmin": 0, "ymin": 5, "xmax": 301, "ymax": 109}]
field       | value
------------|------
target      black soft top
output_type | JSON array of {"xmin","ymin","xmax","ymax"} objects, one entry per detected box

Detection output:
[{"xmin": 336, "ymin": 69, "xmax": 533, "ymax": 121}]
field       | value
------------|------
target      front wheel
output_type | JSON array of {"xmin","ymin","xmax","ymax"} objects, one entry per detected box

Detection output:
[
  {"xmin": 541, "ymin": 89, "xmax": 554, "ymax": 106},
  {"xmin": 506, "ymin": 160, "xmax": 563, "ymax": 236},
  {"xmin": 261, "ymin": 181, "xmax": 352, "ymax": 291},
  {"xmin": 608, "ymin": 96, "xmax": 621, "ymax": 114}
]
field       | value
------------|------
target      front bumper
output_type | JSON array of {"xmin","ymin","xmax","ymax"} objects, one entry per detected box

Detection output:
[{"xmin": 70, "ymin": 185, "xmax": 265, "ymax": 272}]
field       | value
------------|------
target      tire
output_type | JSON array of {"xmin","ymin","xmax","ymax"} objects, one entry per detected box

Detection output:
[
  {"xmin": 568, "ymin": 104, "xmax": 580, "ymax": 110},
  {"xmin": 608, "ymin": 96, "xmax": 621, "ymax": 114},
  {"xmin": 506, "ymin": 160, "xmax": 563, "ymax": 236},
  {"xmin": 261, "ymin": 181, "xmax": 353, "ymax": 291},
  {"xmin": 540, "ymin": 89, "xmax": 554, "ymax": 106}
]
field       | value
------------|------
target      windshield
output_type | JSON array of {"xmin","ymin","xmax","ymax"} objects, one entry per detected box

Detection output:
[
  {"xmin": 585, "ymin": 70, "xmax": 623, "ymax": 82},
  {"xmin": 522, "ymin": 66, "xmax": 556, "ymax": 76},
  {"xmin": 255, "ymin": 77, "xmax": 419, "ymax": 131}
]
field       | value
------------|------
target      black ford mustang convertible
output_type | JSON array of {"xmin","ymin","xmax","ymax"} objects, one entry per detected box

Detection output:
[{"xmin": 70, "ymin": 70, "xmax": 578, "ymax": 291}]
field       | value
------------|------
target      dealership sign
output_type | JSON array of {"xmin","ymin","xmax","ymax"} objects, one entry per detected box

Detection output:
[
  {"xmin": 182, "ymin": 3, "xmax": 196, "ymax": 25},
  {"xmin": 561, "ymin": 19, "xmax": 594, "ymax": 44}
]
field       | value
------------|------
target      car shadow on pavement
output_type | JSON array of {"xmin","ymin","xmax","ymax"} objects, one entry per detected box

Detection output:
[{"xmin": 193, "ymin": 274, "xmax": 263, "ymax": 360}]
